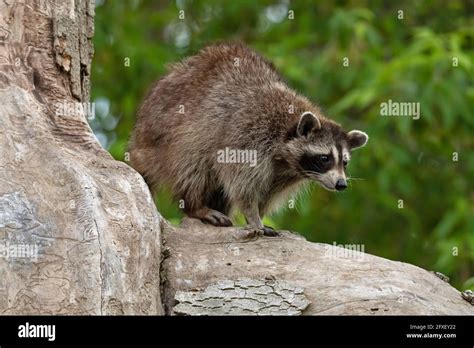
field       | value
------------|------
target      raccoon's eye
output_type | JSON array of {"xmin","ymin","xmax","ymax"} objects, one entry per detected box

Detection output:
[
  {"xmin": 319, "ymin": 155, "xmax": 330, "ymax": 163},
  {"xmin": 343, "ymin": 160, "xmax": 349, "ymax": 167}
]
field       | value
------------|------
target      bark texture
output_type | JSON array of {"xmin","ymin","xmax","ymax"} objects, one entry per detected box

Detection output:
[
  {"xmin": 162, "ymin": 218, "xmax": 474, "ymax": 315},
  {"xmin": 0, "ymin": 0, "xmax": 163, "ymax": 314}
]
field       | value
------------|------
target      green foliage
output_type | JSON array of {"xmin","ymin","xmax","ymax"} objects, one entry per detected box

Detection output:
[{"xmin": 92, "ymin": 0, "xmax": 474, "ymax": 289}]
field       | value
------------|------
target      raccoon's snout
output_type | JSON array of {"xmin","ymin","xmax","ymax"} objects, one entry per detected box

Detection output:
[{"xmin": 335, "ymin": 179, "xmax": 347, "ymax": 191}]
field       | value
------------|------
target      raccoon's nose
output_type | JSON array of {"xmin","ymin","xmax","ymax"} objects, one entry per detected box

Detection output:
[{"xmin": 335, "ymin": 179, "xmax": 347, "ymax": 191}]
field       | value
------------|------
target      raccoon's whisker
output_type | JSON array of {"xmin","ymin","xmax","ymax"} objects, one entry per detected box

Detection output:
[
  {"xmin": 302, "ymin": 170, "xmax": 321, "ymax": 177},
  {"xmin": 346, "ymin": 176, "xmax": 365, "ymax": 181}
]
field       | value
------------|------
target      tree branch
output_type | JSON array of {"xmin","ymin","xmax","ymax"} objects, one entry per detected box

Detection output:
[{"xmin": 161, "ymin": 218, "xmax": 473, "ymax": 315}]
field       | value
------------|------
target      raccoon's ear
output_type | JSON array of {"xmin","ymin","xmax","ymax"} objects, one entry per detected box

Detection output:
[
  {"xmin": 297, "ymin": 112, "xmax": 321, "ymax": 137},
  {"xmin": 347, "ymin": 130, "xmax": 369, "ymax": 150}
]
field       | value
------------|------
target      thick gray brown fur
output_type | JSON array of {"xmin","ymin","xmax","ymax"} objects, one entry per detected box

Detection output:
[{"xmin": 129, "ymin": 42, "xmax": 368, "ymax": 232}]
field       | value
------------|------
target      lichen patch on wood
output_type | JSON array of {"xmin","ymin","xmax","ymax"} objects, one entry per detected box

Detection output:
[{"xmin": 173, "ymin": 278, "xmax": 310, "ymax": 315}]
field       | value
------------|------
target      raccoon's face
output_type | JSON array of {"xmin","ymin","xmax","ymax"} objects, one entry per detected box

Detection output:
[{"xmin": 285, "ymin": 112, "xmax": 368, "ymax": 192}]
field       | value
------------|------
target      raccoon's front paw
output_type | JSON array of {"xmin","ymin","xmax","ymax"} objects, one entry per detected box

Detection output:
[
  {"xmin": 195, "ymin": 208, "xmax": 233, "ymax": 227},
  {"xmin": 244, "ymin": 225, "xmax": 279, "ymax": 237}
]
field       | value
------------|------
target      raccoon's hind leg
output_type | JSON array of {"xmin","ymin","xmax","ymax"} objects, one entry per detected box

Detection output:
[
  {"xmin": 187, "ymin": 207, "xmax": 232, "ymax": 227},
  {"xmin": 185, "ymin": 188, "xmax": 233, "ymax": 227}
]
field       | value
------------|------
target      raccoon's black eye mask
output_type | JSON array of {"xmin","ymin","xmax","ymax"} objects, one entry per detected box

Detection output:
[{"xmin": 299, "ymin": 153, "xmax": 334, "ymax": 174}]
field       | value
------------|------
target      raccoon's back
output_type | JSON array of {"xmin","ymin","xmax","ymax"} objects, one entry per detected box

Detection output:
[
  {"xmin": 131, "ymin": 43, "xmax": 283, "ymax": 153},
  {"xmin": 140, "ymin": 43, "xmax": 280, "ymax": 123},
  {"xmin": 129, "ymin": 42, "xmax": 295, "ymax": 190}
]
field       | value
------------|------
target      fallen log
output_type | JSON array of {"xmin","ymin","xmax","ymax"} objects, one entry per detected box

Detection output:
[{"xmin": 161, "ymin": 218, "xmax": 473, "ymax": 315}]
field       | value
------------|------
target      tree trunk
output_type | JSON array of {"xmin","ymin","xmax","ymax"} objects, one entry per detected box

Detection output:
[
  {"xmin": 0, "ymin": 0, "xmax": 163, "ymax": 315},
  {"xmin": 0, "ymin": 1, "xmax": 472, "ymax": 316}
]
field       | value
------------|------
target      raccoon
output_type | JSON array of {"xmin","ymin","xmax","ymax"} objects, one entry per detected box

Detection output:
[{"xmin": 129, "ymin": 42, "xmax": 368, "ymax": 235}]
